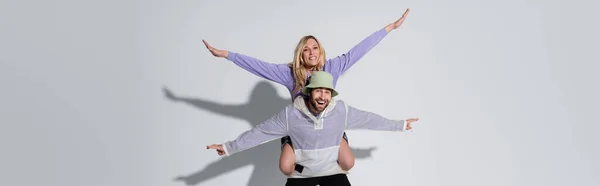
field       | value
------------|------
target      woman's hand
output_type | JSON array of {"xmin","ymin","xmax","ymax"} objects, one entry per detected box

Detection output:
[
  {"xmin": 202, "ymin": 40, "xmax": 228, "ymax": 58},
  {"xmin": 385, "ymin": 8, "xmax": 410, "ymax": 32}
]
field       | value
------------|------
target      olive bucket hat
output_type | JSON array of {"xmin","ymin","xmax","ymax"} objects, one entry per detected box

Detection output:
[{"xmin": 302, "ymin": 71, "xmax": 339, "ymax": 97}]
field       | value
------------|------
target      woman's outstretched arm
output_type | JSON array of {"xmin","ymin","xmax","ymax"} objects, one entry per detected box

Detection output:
[
  {"xmin": 202, "ymin": 40, "xmax": 293, "ymax": 87},
  {"xmin": 325, "ymin": 8, "xmax": 411, "ymax": 77}
]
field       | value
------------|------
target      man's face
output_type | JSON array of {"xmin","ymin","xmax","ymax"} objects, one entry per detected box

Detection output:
[{"xmin": 308, "ymin": 87, "xmax": 332, "ymax": 113}]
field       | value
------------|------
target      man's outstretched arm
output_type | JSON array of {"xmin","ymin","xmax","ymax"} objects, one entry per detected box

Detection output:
[
  {"xmin": 207, "ymin": 106, "xmax": 289, "ymax": 156},
  {"xmin": 343, "ymin": 101, "xmax": 418, "ymax": 131}
]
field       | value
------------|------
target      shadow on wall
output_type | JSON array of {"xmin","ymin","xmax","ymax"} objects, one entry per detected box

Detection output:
[{"xmin": 163, "ymin": 80, "xmax": 377, "ymax": 186}]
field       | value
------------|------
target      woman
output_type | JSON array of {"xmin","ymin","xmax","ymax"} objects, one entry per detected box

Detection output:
[{"xmin": 202, "ymin": 8, "xmax": 410, "ymax": 176}]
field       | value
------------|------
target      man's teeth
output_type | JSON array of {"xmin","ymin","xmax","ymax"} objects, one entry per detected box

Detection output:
[{"xmin": 317, "ymin": 101, "xmax": 325, "ymax": 104}]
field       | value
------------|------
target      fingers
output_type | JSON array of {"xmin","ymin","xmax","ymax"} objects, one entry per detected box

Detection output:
[
  {"xmin": 206, "ymin": 144, "xmax": 219, "ymax": 149},
  {"xmin": 202, "ymin": 39, "xmax": 227, "ymax": 58},
  {"xmin": 207, "ymin": 144, "xmax": 225, "ymax": 156},
  {"xmin": 405, "ymin": 117, "xmax": 418, "ymax": 131},
  {"xmin": 402, "ymin": 8, "xmax": 410, "ymax": 17},
  {"xmin": 401, "ymin": 8, "xmax": 410, "ymax": 19},
  {"xmin": 396, "ymin": 8, "xmax": 410, "ymax": 25},
  {"xmin": 202, "ymin": 40, "xmax": 213, "ymax": 50}
]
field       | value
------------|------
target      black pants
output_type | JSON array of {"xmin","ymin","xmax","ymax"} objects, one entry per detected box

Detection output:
[{"xmin": 285, "ymin": 174, "xmax": 351, "ymax": 186}]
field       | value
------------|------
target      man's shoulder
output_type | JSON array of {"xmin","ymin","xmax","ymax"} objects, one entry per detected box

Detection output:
[
  {"xmin": 331, "ymin": 99, "xmax": 348, "ymax": 112},
  {"xmin": 333, "ymin": 99, "xmax": 345, "ymax": 104}
]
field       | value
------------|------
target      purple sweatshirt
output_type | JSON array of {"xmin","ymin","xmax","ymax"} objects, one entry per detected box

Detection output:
[
  {"xmin": 226, "ymin": 28, "xmax": 389, "ymax": 98},
  {"xmin": 222, "ymin": 96, "xmax": 407, "ymax": 178}
]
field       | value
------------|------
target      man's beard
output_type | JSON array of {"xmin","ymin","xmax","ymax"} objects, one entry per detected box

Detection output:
[{"xmin": 311, "ymin": 98, "xmax": 327, "ymax": 112}]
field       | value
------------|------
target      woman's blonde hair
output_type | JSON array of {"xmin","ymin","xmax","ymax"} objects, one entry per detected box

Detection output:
[{"xmin": 288, "ymin": 35, "xmax": 327, "ymax": 95}]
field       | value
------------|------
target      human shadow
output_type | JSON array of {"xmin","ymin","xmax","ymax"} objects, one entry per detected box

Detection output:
[{"xmin": 164, "ymin": 81, "xmax": 377, "ymax": 186}]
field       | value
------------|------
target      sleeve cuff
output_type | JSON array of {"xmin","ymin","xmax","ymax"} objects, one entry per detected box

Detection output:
[
  {"xmin": 222, "ymin": 142, "xmax": 231, "ymax": 156},
  {"xmin": 401, "ymin": 120, "xmax": 407, "ymax": 132},
  {"xmin": 380, "ymin": 27, "xmax": 390, "ymax": 35},
  {"xmin": 226, "ymin": 51, "xmax": 237, "ymax": 61}
]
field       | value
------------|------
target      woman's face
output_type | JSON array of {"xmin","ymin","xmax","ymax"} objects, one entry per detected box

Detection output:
[{"xmin": 302, "ymin": 38, "xmax": 320, "ymax": 68}]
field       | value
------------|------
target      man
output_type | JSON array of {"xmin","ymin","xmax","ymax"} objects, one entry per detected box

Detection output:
[{"xmin": 207, "ymin": 71, "xmax": 419, "ymax": 186}]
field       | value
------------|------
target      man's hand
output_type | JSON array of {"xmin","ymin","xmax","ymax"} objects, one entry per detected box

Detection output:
[
  {"xmin": 206, "ymin": 144, "xmax": 225, "ymax": 156},
  {"xmin": 405, "ymin": 118, "xmax": 419, "ymax": 131}
]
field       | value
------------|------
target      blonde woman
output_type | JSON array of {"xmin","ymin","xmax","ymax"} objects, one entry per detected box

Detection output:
[{"xmin": 202, "ymin": 8, "xmax": 410, "ymax": 176}]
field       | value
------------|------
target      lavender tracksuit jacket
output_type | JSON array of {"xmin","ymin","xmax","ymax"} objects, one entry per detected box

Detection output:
[
  {"xmin": 223, "ymin": 96, "xmax": 408, "ymax": 178},
  {"xmin": 226, "ymin": 28, "xmax": 389, "ymax": 97}
]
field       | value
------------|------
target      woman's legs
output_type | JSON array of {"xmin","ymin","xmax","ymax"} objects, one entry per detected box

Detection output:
[
  {"xmin": 337, "ymin": 133, "xmax": 355, "ymax": 171},
  {"xmin": 278, "ymin": 133, "xmax": 356, "ymax": 175},
  {"xmin": 279, "ymin": 136, "xmax": 295, "ymax": 176}
]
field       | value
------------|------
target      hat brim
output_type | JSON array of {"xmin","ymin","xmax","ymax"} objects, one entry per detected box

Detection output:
[{"xmin": 302, "ymin": 85, "xmax": 338, "ymax": 97}]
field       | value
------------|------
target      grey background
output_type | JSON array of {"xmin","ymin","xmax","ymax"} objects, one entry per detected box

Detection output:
[{"xmin": 1, "ymin": 0, "xmax": 598, "ymax": 186}]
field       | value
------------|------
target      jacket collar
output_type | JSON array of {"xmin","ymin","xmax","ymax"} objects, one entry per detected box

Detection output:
[{"xmin": 293, "ymin": 96, "xmax": 338, "ymax": 121}]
